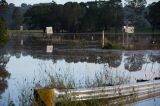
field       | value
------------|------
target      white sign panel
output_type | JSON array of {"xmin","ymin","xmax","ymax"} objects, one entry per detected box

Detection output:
[
  {"xmin": 126, "ymin": 27, "xmax": 134, "ymax": 33},
  {"xmin": 124, "ymin": 26, "xmax": 134, "ymax": 33},
  {"xmin": 46, "ymin": 45, "xmax": 53, "ymax": 53},
  {"xmin": 20, "ymin": 26, "xmax": 23, "ymax": 31},
  {"xmin": 21, "ymin": 40, "xmax": 23, "ymax": 45},
  {"xmin": 46, "ymin": 27, "xmax": 53, "ymax": 34}
]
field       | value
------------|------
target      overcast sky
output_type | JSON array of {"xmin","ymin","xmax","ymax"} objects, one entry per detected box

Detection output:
[{"xmin": 6, "ymin": 0, "xmax": 160, "ymax": 6}]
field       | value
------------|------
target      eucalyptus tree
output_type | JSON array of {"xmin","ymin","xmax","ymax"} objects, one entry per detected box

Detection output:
[
  {"xmin": 24, "ymin": 3, "xmax": 53, "ymax": 29},
  {"xmin": 0, "ymin": 0, "xmax": 8, "ymax": 11},
  {"xmin": 63, "ymin": 2, "xmax": 86, "ymax": 32},
  {"xmin": 0, "ymin": 0, "xmax": 8, "ymax": 18},
  {"xmin": 12, "ymin": 7, "xmax": 23, "ymax": 29},
  {"xmin": 109, "ymin": 0, "xmax": 123, "ymax": 30},
  {"xmin": 124, "ymin": 0, "xmax": 147, "ymax": 27},
  {"xmin": 0, "ymin": 0, "xmax": 8, "ymax": 47},
  {"xmin": 148, "ymin": 1, "xmax": 160, "ymax": 31}
]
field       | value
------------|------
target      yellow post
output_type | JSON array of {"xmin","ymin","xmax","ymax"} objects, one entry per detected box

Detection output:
[{"xmin": 34, "ymin": 88, "xmax": 54, "ymax": 106}]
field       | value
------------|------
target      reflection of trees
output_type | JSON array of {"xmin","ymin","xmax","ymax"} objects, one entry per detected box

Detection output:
[
  {"xmin": 0, "ymin": 55, "xmax": 10, "ymax": 68},
  {"xmin": 149, "ymin": 55, "xmax": 160, "ymax": 63},
  {"xmin": 105, "ymin": 54, "xmax": 122, "ymax": 68},
  {"xmin": 0, "ymin": 69, "xmax": 9, "ymax": 99},
  {"xmin": 15, "ymin": 52, "xmax": 21, "ymax": 58},
  {"xmin": 23, "ymin": 39, "xmax": 123, "ymax": 67},
  {"xmin": 0, "ymin": 54, "xmax": 10, "ymax": 99},
  {"xmin": 124, "ymin": 54, "xmax": 145, "ymax": 71},
  {"xmin": 26, "ymin": 50, "xmax": 122, "ymax": 68},
  {"xmin": 7, "ymin": 36, "xmax": 123, "ymax": 68}
]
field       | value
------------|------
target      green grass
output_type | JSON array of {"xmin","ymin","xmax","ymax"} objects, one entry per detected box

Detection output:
[
  {"xmin": 7, "ymin": 30, "xmax": 43, "ymax": 33},
  {"xmin": 102, "ymin": 37, "xmax": 124, "ymax": 49}
]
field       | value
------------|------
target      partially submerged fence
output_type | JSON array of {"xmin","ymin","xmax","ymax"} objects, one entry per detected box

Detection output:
[
  {"xmin": 34, "ymin": 80, "xmax": 160, "ymax": 106},
  {"xmin": 7, "ymin": 31, "xmax": 160, "ymax": 49}
]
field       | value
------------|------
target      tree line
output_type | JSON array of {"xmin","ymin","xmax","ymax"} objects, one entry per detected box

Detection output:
[
  {"xmin": 0, "ymin": 0, "xmax": 160, "ymax": 33},
  {"xmin": 0, "ymin": 0, "xmax": 8, "ymax": 47},
  {"xmin": 23, "ymin": 0, "xmax": 124, "ymax": 32}
]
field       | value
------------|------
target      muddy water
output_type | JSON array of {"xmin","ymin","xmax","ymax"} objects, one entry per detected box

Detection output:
[{"xmin": 0, "ymin": 37, "xmax": 160, "ymax": 105}]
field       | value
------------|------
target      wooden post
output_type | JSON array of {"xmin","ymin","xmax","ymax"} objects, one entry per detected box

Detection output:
[
  {"xmin": 92, "ymin": 36, "xmax": 94, "ymax": 41},
  {"xmin": 102, "ymin": 30, "xmax": 104, "ymax": 48},
  {"xmin": 126, "ymin": 23, "xmax": 129, "ymax": 47},
  {"xmin": 122, "ymin": 28, "xmax": 125, "ymax": 46},
  {"xmin": 127, "ymin": 32, "xmax": 129, "ymax": 47}
]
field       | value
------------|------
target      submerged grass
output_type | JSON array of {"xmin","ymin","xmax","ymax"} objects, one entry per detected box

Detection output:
[
  {"xmin": 5, "ymin": 53, "xmax": 160, "ymax": 106},
  {"xmin": 7, "ymin": 63, "xmax": 132, "ymax": 106},
  {"xmin": 1, "ymin": 30, "xmax": 160, "ymax": 106}
]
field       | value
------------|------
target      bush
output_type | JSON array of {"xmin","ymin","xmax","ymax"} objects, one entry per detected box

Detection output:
[
  {"xmin": 102, "ymin": 37, "xmax": 123, "ymax": 49},
  {"xmin": 0, "ymin": 18, "xmax": 8, "ymax": 47}
]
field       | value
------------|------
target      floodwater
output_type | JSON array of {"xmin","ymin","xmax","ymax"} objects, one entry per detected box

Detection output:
[
  {"xmin": 0, "ymin": 37, "xmax": 160, "ymax": 105},
  {"xmin": 132, "ymin": 96, "xmax": 160, "ymax": 106}
]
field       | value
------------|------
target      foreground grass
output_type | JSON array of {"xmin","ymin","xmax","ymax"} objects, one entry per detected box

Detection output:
[{"xmin": 7, "ymin": 66, "xmax": 130, "ymax": 106}]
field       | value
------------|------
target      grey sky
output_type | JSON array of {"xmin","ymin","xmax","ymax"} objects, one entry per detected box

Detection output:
[{"xmin": 6, "ymin": 0, "xmax": 160, "ymax": 6}]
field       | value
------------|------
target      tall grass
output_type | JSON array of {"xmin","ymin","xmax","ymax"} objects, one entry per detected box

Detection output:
[
  {"xmin": 6, "ymin": 63, "xmax": 132, "ymax": 106},
  {"xmin": 5, "ymin": 52, "xmax": 160, "ymax": 105}
]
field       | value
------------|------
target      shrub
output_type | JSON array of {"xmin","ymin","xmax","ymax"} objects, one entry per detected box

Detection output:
[
  {"xmin": 102, "ymin": 37, "xmax": 123, "ymax": 49},
  {"xmin": 0, "ymin": 18, "xmax": 8, "ymax": 47}
]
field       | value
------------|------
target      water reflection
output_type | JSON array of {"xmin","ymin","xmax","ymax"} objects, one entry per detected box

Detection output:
[
  {"xmin": 106, "ymin": 54, "xmax": 122, "ymax": 68},
  {"xmin": 0, "ymin": 54, "xmax": 10, "ymax": 99},
  {"xmin": 0, "ymin": 37, "xmax": 160, "ymax": 105},
  {"xmin": 1, "ymin": 49, "xmax": 159, "ymax": 105},
  {"xmin": 149, "ymin": 55, "xmax": 160, "ymax": 63},
  {"xmin": 133, "ymin": 96, "xmax": 160, "ymax": 106},
  {"xmin": 3, "ymin": 49, "xmax": 160, "ymax": 83},
  {"xmin": 124, "ymin": 54, "xmax": 146, "ymax": 71}
]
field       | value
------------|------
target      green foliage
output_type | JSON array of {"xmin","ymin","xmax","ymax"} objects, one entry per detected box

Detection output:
[
  {"xmin": 12, "ymin": 7, "xmax": 23, "ymax": 29},
  {"xmin": 24, "ymin": 0, "xmax": 123, "ymax": 32},
  {"xmin": 0, "ymin": 18, "xmax": 8, "ymax": 47},
  {"xmin": 103, "ymin": 37, "xmax": 123, "ymax": 49},
  {"xmin": 125, "ymin": 0, "xmax": 147, "ymax": 7},
  {"xmin": 0, "ymin": 0, "xmax": 8, "ymax": 11},
  {"xmin": 148, "ymin": 1, "xmax": 160, "ymax": 29},
  {"xmin": 1, "ymin": 0, "xmax": 160, "ymax": 32},
  {"xmin": 124, "ymin": 0, "xmax": 147, "ymax": 27}
]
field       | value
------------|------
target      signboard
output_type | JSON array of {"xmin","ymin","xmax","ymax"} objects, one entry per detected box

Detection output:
[
  {"xmin": 92, "ymin": 36, "xmax": 94, "ymax": 40},
  {"xmin": 126, "ymin": 27, "xmax": 134, "ymax": 33},
  {"xmin": 46, "ymin": 27, "xmax": 53, "ymax": 34},
  {"xmin": 20, "ymin": 26, "xmax": 23, "ymax": 31},
  {"xmin": 46, "ymin": 45, "xmax": 53, "ymax": 53},
  {"xmin": 123, "ymin": 26, "xmax": 134, "ymax": 33},
  {"xmin": 21, "ymin": 40, "xmax": 23, "ymax": 45}
]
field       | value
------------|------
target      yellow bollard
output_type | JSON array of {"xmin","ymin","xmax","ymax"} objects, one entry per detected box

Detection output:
[{"xmin": 34, "ymin": 88, "xmax": 54, "ymax": 106}]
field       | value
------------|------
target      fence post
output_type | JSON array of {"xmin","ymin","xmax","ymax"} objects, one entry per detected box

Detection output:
[{"xmin": 102, "ymin": 30, "xmax": 105, "ymax": 48}]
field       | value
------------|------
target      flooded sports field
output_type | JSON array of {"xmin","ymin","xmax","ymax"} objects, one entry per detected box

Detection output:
[{"xmin": 0, "ymin": 34, "xmax": 160, "ymax": 105}]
